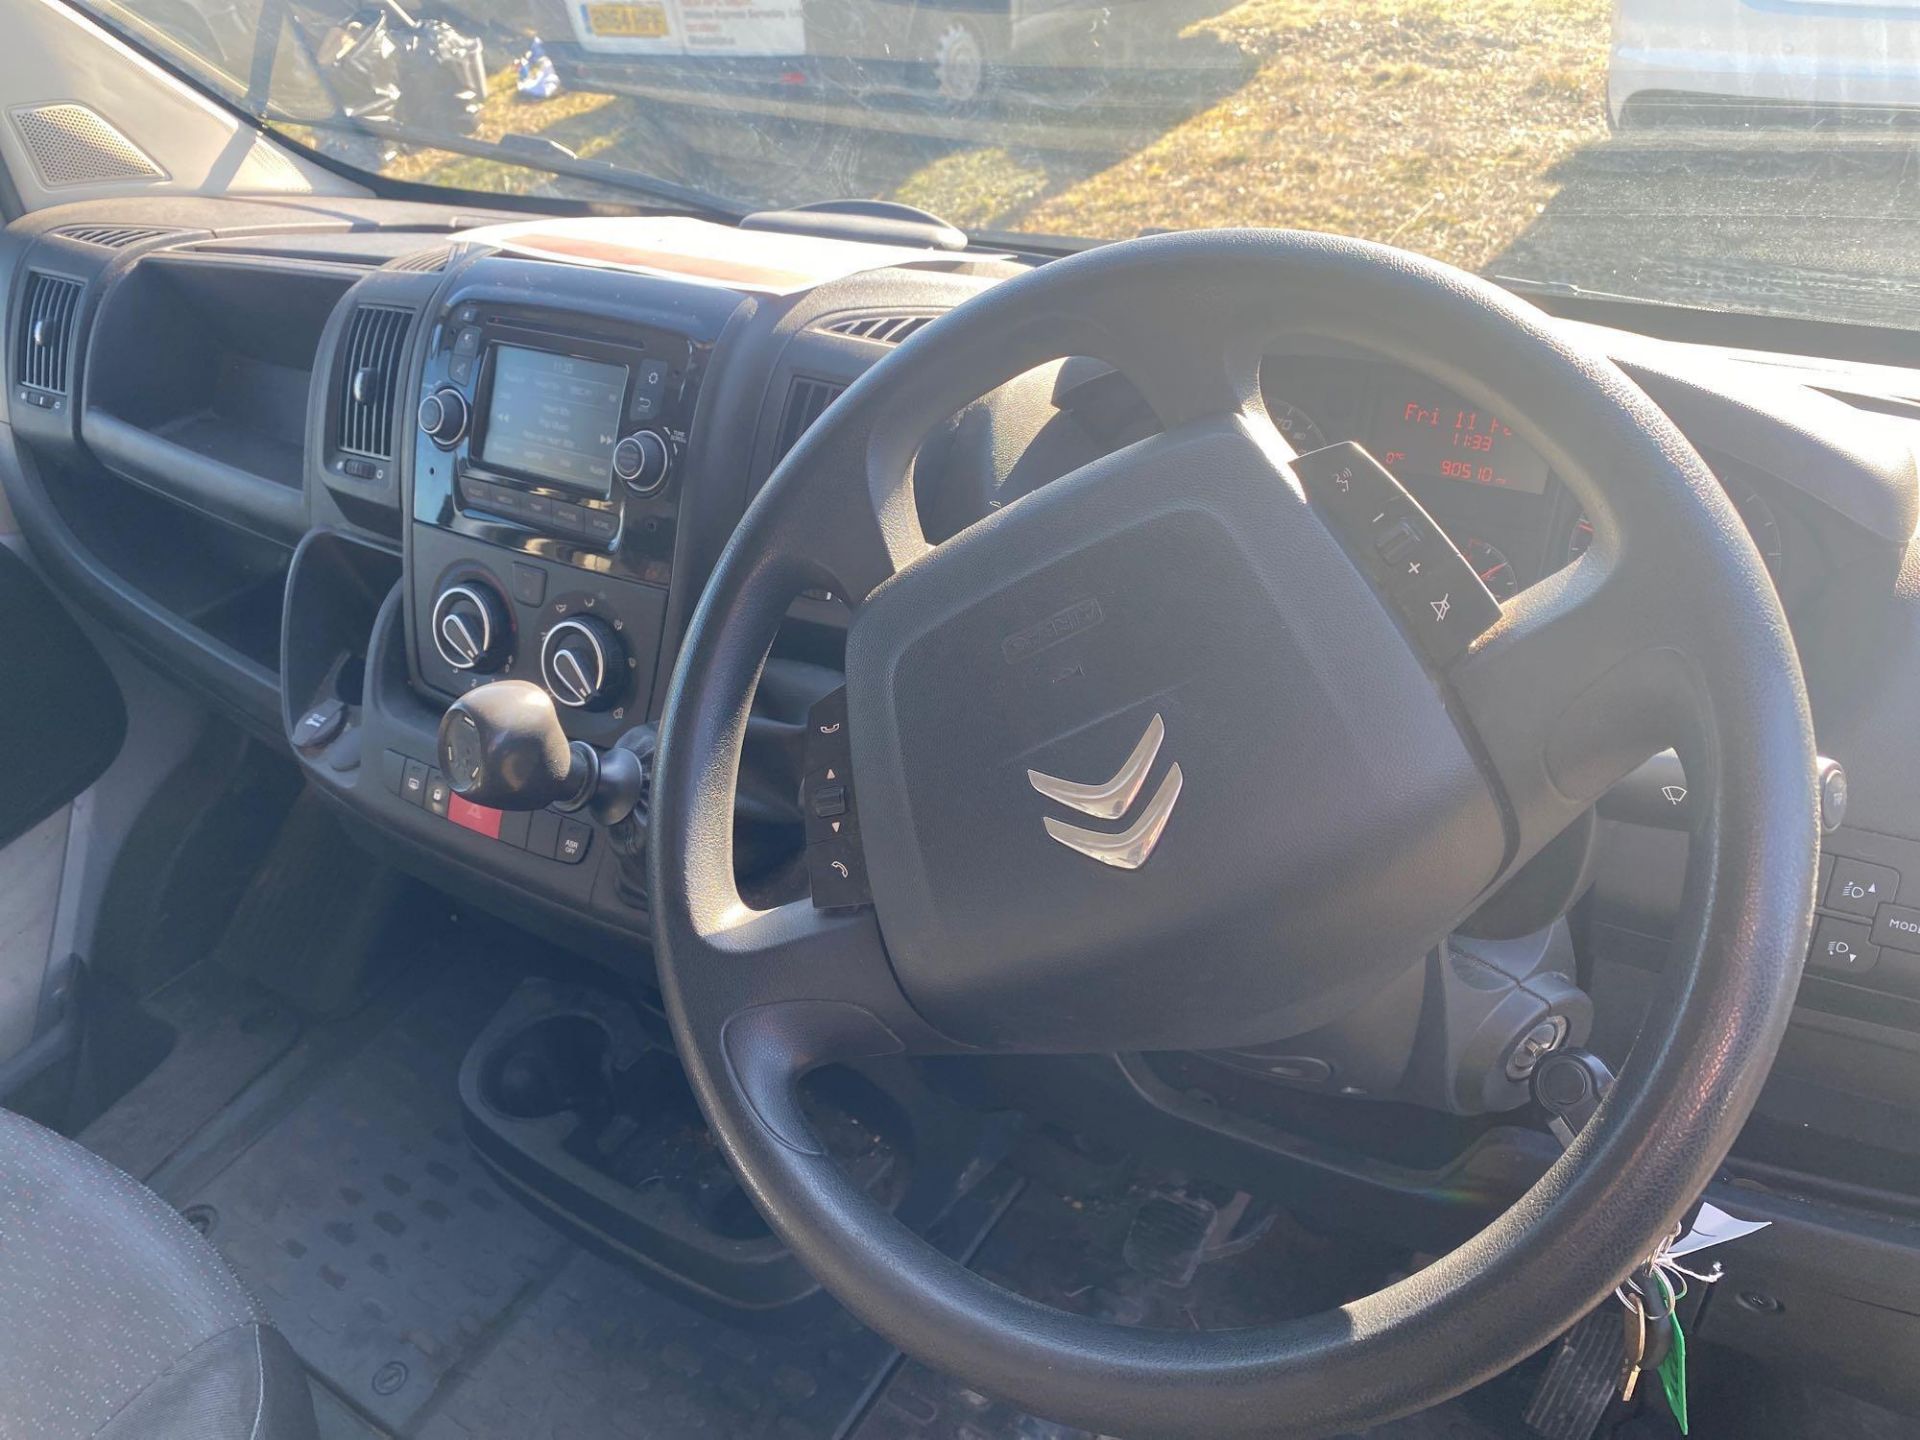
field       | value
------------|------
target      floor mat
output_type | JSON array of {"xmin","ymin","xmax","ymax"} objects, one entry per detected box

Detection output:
[
  {"xmin": 851, "ymin": 1139, "xmax": 1527, "ymax": 1440},
  {"xmin": 77, "ymin": 961, "xmax": 300, "ymax": 1181},
  {"xmin": 179, "ymin": 963, "xmax": 554, "ymax": 1433},
  {"xmin": 172, "ymin": 956, "xmax": 1014, "ymax": 1439}
]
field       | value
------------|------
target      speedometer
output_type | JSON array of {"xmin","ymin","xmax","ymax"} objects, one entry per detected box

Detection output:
[
  {"xmin": 1566, "ymin": 481, "xmax": 1785, "ymax": 584},
  {"xmin": 1269, "ymin": 401, "xmax": 1328, "ymax": 454}
]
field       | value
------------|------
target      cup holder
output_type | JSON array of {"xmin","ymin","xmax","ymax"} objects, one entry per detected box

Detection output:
[
  {"xmin": 479, "ymin": 1014, "xmax": 611, "ymax": 1120},
  {"xmin": 460, "ymin": 980, "xmax": 984, "ymax": 1317}
]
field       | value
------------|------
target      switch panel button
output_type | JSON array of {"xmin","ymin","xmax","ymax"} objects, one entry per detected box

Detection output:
[
  {"xmin": 1826, "ymin": 857, "xmax": 1898, "ymax": 918},
  {"xmin": 1872, "ymin": 905, "xmax": 1920, "ymax": 954},
  {"xmin": 1809, "ymin": 915, "xmax": 1879, "ymax": 977}
]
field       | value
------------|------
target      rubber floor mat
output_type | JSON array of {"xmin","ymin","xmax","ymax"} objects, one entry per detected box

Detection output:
[
  {"xmin": 852, "ymin": 1147, "xmax": 1527, "ymax": 1440},
  {"xmin": 180, "ymin": 957, "xmax": 1016, "ymax": 1439},
  {"xmin": 78, "ymin": 962, "xmax": 300, "ymax": 1181},
  {"xmin": 181, "ymin": 964, "xmax": 555, "ymax": 1433}
]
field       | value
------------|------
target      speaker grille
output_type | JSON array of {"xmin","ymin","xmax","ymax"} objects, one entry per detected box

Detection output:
[{"xmin": 9, "ymin": 104, "xmax": 165, "ymax": 188}]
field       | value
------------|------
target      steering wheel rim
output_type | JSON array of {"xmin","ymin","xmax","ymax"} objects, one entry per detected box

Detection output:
[{"xmin": 649, "ymin": 229, "xmax": 1817, "ymax": 1437}]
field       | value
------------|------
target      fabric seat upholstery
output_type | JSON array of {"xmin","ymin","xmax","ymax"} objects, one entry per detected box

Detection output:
[{"xmin": 0, "ymin": 1107, "xmax": 317, "ymax": 1439}]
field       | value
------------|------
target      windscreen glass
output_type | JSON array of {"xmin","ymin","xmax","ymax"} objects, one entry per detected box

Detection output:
[{"xmin": 66, "ymin": 0, "xmax": 1920, "ymax": 329}]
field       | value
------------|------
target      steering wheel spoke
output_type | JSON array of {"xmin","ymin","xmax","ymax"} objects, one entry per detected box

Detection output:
[
  {"xmin": 1450, "ymin": 543, "xmax": 1695, "ymax": 870},
  {"xmin": 678, "ymin": 899, "xmax": 959, "ymax": 1156}
]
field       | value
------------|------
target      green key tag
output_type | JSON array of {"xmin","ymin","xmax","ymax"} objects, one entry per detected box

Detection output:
[{"xmin": 1654, "ymin": 1271, "xmax": 1689, "ymax": 1434}]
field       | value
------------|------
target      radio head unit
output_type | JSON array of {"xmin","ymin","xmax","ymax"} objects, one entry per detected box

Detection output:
[{"xmin": 412, "ymin": 301, "xmax": 699, "ymax": 591}]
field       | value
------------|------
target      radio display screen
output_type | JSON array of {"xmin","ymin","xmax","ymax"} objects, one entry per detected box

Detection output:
[{"xmin": 481, "ymin": 345, "xmax": 627, "ymax": 496}]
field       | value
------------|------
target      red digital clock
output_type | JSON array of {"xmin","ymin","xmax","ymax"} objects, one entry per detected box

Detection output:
[{"xmin": 1372, "ymin": 390, "xmax": 1550, "ymax": 495}]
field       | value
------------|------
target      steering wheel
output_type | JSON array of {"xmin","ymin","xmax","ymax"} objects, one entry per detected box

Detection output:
[{"xmin": 648, "ymin": 230, "xmax": 1817, "ymax": 1437}]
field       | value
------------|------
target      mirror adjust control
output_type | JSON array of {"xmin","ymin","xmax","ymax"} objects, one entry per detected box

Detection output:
[{"xmin": 292, "ymin": 698, "xmax": 346, "ymax": 750}]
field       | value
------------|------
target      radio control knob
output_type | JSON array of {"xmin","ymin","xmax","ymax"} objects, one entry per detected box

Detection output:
[
  {"xmin": 540, "ymin": 615, "xmax": 625, "ymax": 709},
  {"xmin": 430, "ymin": 580, "xmax": 511, "ymax": 672},
  {"xmin": 418, "ymin": 386, "xmax": 469, "ymax": 448},
  {"xmin": 612, "ymin": 430, "xmax": 671, "ymax": 494}
]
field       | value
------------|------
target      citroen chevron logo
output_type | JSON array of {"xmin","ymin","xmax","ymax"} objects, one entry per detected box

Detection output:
[{"xmin": 1027, "ymin": 714, "xmax": 1182, "ymax": 869}]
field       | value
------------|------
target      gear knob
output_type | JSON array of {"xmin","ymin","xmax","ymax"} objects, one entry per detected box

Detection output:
[{"xmin": 438, "ymin": 680, "xmax": 585, "ymax": 810}]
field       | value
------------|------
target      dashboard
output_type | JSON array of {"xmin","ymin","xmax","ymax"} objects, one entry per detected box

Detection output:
[
  {"xmin": 10, "ymin": 195, "xmax": 1920, "ymax": 1417},
  {"xmin": 3, "ymin": 192, "xmax": 1920, "ymax": 1118}
]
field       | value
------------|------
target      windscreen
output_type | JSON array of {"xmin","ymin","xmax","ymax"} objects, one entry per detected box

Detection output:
[{"xmin": 67, "ymin": 0, "xmax": 1920, "ymax": 329}]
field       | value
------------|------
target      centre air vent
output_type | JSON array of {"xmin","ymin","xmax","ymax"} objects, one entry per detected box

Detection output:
[
  {"xmin": 771, "ymin": 375, "xmax": 847, "ymax": 467},
  {"xmin": 337, "ymin": 304, "xmax": 414, "ymax": 460},
  {"xmin": 15, "ymin": 271, "xmax": 83, "ymax": 396}
]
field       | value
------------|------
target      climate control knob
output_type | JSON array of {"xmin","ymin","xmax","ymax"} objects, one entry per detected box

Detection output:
[
  {"xmin": 611, "ymin": 430, "xmax": 671, "ymax": 494},
  {"xmin": 430, "ymin": 581, "xmax": 511, "ymax": 672},
  {"xmin": 418, "ymin": 386, "xmax": 469, "ymax": 448},
  {"xmin": 540, "ymin": 615, "xmax": 625, "ymax": 709}
]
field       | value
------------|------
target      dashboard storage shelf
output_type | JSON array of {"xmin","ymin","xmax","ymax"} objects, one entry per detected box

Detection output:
[{"xmin": 82, "ymin": 255, "xmax": 357, "ymax": 541}]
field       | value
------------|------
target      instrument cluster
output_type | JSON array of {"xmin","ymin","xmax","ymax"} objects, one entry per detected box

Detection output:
[{"xmin": 1258, "ymin": 354, "xmax": 1787, "ymax": 603}]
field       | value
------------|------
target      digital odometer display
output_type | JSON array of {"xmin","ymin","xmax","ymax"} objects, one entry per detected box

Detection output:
[
  {"xmin": 1372, "ymin": 391, "xmax": 1549, "ymax": 495},
  {"xmin": 481, "ymin": 345, "xmax": 628, "ymax": 496}
]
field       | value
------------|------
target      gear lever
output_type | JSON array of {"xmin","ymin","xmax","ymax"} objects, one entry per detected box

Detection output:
[{"xmin": 437, "ymin": 680, "xmax": 647, "ymax": 825}]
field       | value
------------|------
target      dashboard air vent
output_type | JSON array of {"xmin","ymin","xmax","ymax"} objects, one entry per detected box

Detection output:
[
  {"xmin": 337, "ymin": 304, "xmax": 414, "ymax": 460},
  {"xmin": 388, "ymin": 247, "xmax": 452, "ymax": 273},
  {"xmin": 15, "ymin": 271, "xmax": 83, "ymax": 395},
  {"xmin": 772, "ymin": 376, "xmax": 847, "ymax": 465},
  {"xmin": 53, "ymin": 224, "xmax": 182, "ymax": 249},
  {"xmin": 823, "ymin": 314, "xmax": 934, "ymax": 346}
]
